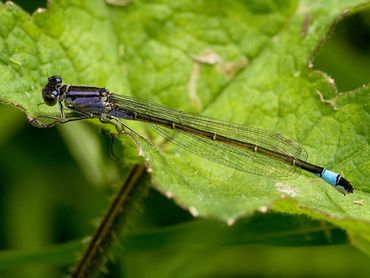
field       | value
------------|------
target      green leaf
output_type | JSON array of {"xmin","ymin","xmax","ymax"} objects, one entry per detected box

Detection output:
[
  {"xmin": 0, "ymin": 0, "xmax": 369, "ymax": 253},
  {"xmin": 1, "ymin": 215, "xmax": 370, "ymax": 276},
  {"xmin": 0, "ymin": 214, "xmax": 357, "ymax": 270}
]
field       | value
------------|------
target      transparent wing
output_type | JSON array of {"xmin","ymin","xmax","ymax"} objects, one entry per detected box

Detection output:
[{"xmin": 111, "ymin": 94, "xmax": 308, "ymax": 179}]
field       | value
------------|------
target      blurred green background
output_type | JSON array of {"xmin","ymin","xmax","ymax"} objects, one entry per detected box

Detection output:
[{"xmin": 0, "ymin": 1, "xmax": 369, "ymax": 277}]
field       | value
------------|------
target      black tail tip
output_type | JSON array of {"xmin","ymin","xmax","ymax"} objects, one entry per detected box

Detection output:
[{"xmin": 338, "ymin": 176, "xmax": 354, "ymax": 194}]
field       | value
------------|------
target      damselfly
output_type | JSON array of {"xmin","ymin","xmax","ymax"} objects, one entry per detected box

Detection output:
[{"xmin": 39, "ymin": 75, "xmax": 354, "ymax": 194}]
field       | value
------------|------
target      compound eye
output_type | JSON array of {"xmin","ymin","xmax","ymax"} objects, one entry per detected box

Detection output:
[
  {"xmin": 42, "ymin": 89, "xmax": 59, "ymax": 106},
  {"xmin": 48, "ymin": 75, "xmax": 62, "ymax": 84}
]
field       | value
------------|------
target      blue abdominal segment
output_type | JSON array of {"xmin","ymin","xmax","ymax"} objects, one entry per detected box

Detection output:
[
  {"xmin": 321, "ymin": 169, "xmax": 339, "ymax": 186},
  {"xmin": 315, "ymin": 168, "xmax": 351, "ymax": 194}
]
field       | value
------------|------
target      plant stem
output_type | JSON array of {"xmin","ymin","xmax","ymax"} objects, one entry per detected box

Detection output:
[{"xmin": 71, "ymin": 164, "xmax": 146, "ymax": 278}]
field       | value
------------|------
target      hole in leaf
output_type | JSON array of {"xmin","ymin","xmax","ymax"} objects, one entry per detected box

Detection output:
[
  {"xmin": 314, "ymin": 10, "xmax": 370, "ymax": 91},
  {"xmin": 2, "ymin": 0, "xmax": 47, "ymax": 14}
]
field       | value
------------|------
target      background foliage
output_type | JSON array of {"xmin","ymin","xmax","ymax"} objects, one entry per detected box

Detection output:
[{"xmin": 0, "ymin": 0, "xmax": 369, "ymax": 277}]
